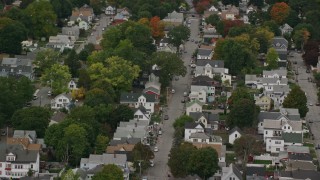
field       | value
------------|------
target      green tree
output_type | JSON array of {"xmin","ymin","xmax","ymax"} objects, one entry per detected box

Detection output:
[
  {"xmin": 90, "ymin": 0, "xmax": 106, "ymax": 14},
  {"xmin": 0, "ymin": 76, "xmax": 34, "ymax": 126},
  {"xmin": 293, "ymin": 28, "xmax": 310, "ymax": 50},
  {"xmin": 249, "ymin": 0, "xmax": 264, "ymax": 8},
  {"xmin": 101, "ymin": 26, "xmax": 123, "ymax": 50},
  {"xmin": 95, "ymin": 134, "xmax": 109, "ymax": 154},
  {"xmin": 84, "ymin": 88, "xmax": 113, "ymax": 107},
  {"xmin": 61, "ymin": 169, "xmax": 79, "ymax": 180},
  {"xmin": 283, "ymin": 85, "xmax": 308, "ymax": 117},
  {"xmin": 50, "ymin": 0, "xmax": 73, "ymax": 19},
  {"xmin": 233, "ymin": 135, "xmax": 263, "ymax": 163},
  {"xmin": 188, "ymin": 147, "xmax": 219, "ymax": 179},
  {"xmin": 227, "ymin": 99, "xmax": 259, "ymax": 128},
  {"xmin": 88, "ymin": 56, "xmax": 140, "ymax": 91},
  {"xmin": 263, "ymin": 20, "xmax": 281, "ymax": 36},
  {"xmin": 11, "ymin": 107, "xmax": 51, "ymax": 137},
  {"xmin": 266, "ymin": 47, "xmax": 279, "ymax": 69},
  {"xmin": 24, "ymin": 0, "xmax": 57, "ymax": 38},
  {"xmin": 92, "ymin": 164, "xmax": 124, "ymax": 180},
  {"xmin": 40, "ymin": 64, "xmax": 72, "ymax": 95},
  {"xmin": 173, "ymin": 115, "xmax": 194, "ymax": 129},
  {"xmin": 109, "ymin": 105, "xmax": 134, "ymax": 129},
  {"xmin": 33, "ymin": 49, "xmax": 60, "ymax": 76},
  {"xmin": 253, "ymin": 27, "xmax": 274, "ymax": 53},
  {"xmin": 151, "ymin": 52, "xmax": 187, "ymax": 87},
  {"xmin": 64, "ymin": 50, "xmax": 81, "ymax": 78},
  {"xmin": 205, "ymin": 14, "xmax": 221, "ymax": 26},
  {"xmin": 0, "ymin": 20, "xmax": 27, "ymax": 54},
  {"xmin": 168, "ymin": 142, "xmax": 197, "ymax": 178},
  {"xmin": 132, "ymin": 142, "xmax": 154, "ymax": 171},
  {"xmin": 78, "ymin": 69, "xmax": 91, "ymax": 90},
  {"xmin": 168, "ymin": 25, "xmax": 190, "ymax": 53}
]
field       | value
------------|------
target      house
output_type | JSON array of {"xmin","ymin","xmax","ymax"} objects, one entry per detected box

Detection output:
[
  {"xmin": 61, "ymin": 26, "xmax": 80, "ymax": 40},
  {"xmin": 159, "ymin": 37, "xmax": 170, "ymax": 47},
  {"xmin": 197, "ymin": 48, "xmax": 214, "ymax": 60},
  {"xmin": 221, "ymin": 163, "xmax": 243, "ymax": 180},
  {"xmin": 208, "ymin": 5, "xmax": 218, "ymax": 12},
  {"xmin": 163, "ymin": 10, "xmax": 184, "ymax": 25},
  {"xmin": 266, "ymin": 137, "xmax": 284, "ymax": 153},
  {"xmin": 13, "ymin": 130, "xmax": 37, "ymax": 144},
  {"xmin": 186, "ymin": 100, "xmax": 204, "ymax": 115},
  {"xmin": 190, "ymin": 80, "xmax": 216, "ymax": 103},
  {"xmin": 116, "ymin": 8, "xmax": 131, "ymax": 20},
  {"xmin": 220, "ymin": 6, "xmax": 239, "ymax": 20},
  {"xmin": 254, "ymin": 94, "xmax": 272, "ymax": 111},
  {"xmin": 263, "ymin": 69, "xmax": 287, "ymax": 78},
  {"xmin": 109, "ymin": 137, "xmax": 141, "ymax": 147},
  {"xmin": 184, "ymin": 122, "xmax": 205, "ymax": 141},
  {"xmin": 106, "ymin": 144, "xmax": 135, "ymax": 154},
  {"xmin": 279, "ymin": 170, "xmax": 320, "ymax": 180},
  {"xmin": 246, "ymin": 166, "xmax": 266, "ymax": 179},
  {"xmin": 49, "ymin": 111, "xmax": 67, "ymax": 126},
  {"xmin": 0, "ymin": 57, "xmax": 34, "ymax": 80},
  {"xmin": 228, "ymin": 127, "xmax": 242, "ymax": 145},
  {"xmin": 272, "ymin": 37, "xmax": 288, "ymax": 50},
  {"xmin": 68, "ymin": 79, "xmax": 77, "ymax": 90},
  {"xmin": 143, "ymin": 77, "xmax": 161, "ymax": 99},
  {"xmin": 105, "ymin": 6, "xmax": 116, "ymax": 15},
  {"xmin": 194, "ymin": 60, "xmax": 231, "ymax": 84},
  {"xmin": 51, "ymin": 93, "xmax": 72, "ymax": 110},
  {"xmin": 80, "ymin": 153, "xmax": 129, "ymax": 180},
  {"xmin": 246, "ymin": 5, "xmax": 257, "ymax": 14},
  {"xmin": 282, "ymin": 132, "xmax": 303, "ymax": 146},
  {"xmin": 263, "ymin": 118, "xmax": 303, "ymax": 141},
  {"xmin": 0, "ymin": 144, "xmax": 40, "ymax": 179},
  {"xmin": 189, "ymin": 112, "xmax": 220, "ymax": 130},
  {"xmin": 46, "ymin": 35, "xmax": 75, "ymax": 52},
  {"xmin": 287, "ymin": 145, "xmax": 310, "ymax": 154},
  {"xmin": 280, "ymin": 23, "xmax": 293, "ymax": 35},
  {"xmin": 120, "ymin": 93, "xmax": 158, "ymax": 113},
  {"xmin": 264, "ymin": 85, "xmax": 290, "ymax": 109},
  {"xmin": 113, "ymin": 126, "xmax": 147, "ymax": 141},
  {"xmin": 133, "ymin": 106, "xmax": 151, "ymax": 122},
  {"xmin": 70, "ymin": 4, "xmax": 94, "ymax": 28}
]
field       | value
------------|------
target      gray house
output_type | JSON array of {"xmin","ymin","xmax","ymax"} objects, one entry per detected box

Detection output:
[
  {"xmin": 61, "ymin": 26, "xmax": 80, "ymax": 39},
  {"xmin": 0, "ymin": 57, "xmax": 34, "ymax": 80}
]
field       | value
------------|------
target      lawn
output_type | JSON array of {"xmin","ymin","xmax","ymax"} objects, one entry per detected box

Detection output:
[{"xmin": 304, "ymin": 142, "xmax": 315, "ymax": 148}]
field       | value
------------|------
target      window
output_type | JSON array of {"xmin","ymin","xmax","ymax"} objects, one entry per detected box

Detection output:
[
  {"xmin": 31, "ymin": 164, "xmax": 33, "ymax": 169},
  {"xmin": 284, "ymin": 126, "xmax": 286, "ymax": 129},
  {"xmin": 288, "ymin": 126, "xmax": 290, "ymax": 129},
  {"xmin": 59, "ymin": 99, "xmax": 62, "ymax": 102},
  {"xmin": 266, "ymin": 131, "xmax": 268, "ymax": 134},
  {"xmin": 276, "ymin": 148, "xmax": 280, "ymax": 151},
  {"xmin": 235, "ymin": 134, "xmax": 237, "ymax": 138},
  {"xmin": 275, "ymin": 141, "xmax": 281, "ymax": 144}
]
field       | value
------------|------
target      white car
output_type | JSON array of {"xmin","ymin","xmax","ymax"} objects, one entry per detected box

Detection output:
[
  {"xmin": 171, "ymin": 89, "xmax": 175, "ymax": 94},
  {"xmin": 309, "ymin": 103, "xmax": 313, "ymax": 106},
  {"xmin": 190, "ymin": 64, "xmax": 196, "ymax": 68},
  {"xmin": 154, "ymin": 146, "xmax": 159, "ymax": 152},
  {"xmin": 158, "ymin": 130, "xmax": 162, "ymax": 135},
  {"xmin": 150, "ymin": 160, "xmax": 154, "ymax": 167}
]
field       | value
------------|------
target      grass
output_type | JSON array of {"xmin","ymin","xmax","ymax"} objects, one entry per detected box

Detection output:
[
  {"xmin": 310, "ymin": 148, "xmax": 317, "ymax": 159},
  {"xmin": 219, "ymin": 113, "xmax": 227, "ymax": 121},
  {"xmin": 226, "ymin": 153, "xmax": 236, "ymax": 165},
  {"xmin": 304, "ymin": 142, "xmax": 315, "ymax": 148},
  {"xmin": 253, "ymin": 160, "xmax": 272, "ymax": 164}
]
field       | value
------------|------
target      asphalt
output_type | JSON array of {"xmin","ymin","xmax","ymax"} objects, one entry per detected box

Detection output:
[{"xmin": 145, "ymin": 16, "xmax": 200, "ymax": 180}]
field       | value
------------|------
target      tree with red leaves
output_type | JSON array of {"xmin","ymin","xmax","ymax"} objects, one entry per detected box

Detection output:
[
  {"xmin": 193, "ymin": 0, "xmax": 211, "ymax": 14},
  {"xmin": 222, "ymin": 20, "xmax": 244, "ymax": 36},
  {"xmin": 270, "ymin": 2, "xmax": 290, "ymax": 24},
  {"xmin": 150, "ymin": 16, "xmax": 165, "ymax": 41},
  {"xmin": 303, "ymin": 40, "xmax": 319, "ymax": 66}
]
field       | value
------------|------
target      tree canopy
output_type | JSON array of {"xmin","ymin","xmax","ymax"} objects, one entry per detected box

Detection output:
[
  {"xmin": 266, "ymin": 47, "xmax": 279, "ymax": 69},
  {"xmin": 92, "ymin": 164, "xmax": 124, "ymax": 180},
  {"xmin": 283, "ymin": 85, "xmax": 308, "ymax": 117},
  {"xmin": 168, "ymin": 25, "xmax": 190, "ymax": 53}
]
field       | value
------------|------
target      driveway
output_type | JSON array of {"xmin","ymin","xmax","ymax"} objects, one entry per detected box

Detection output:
[
  {"xmin": 145, "ymin": 17, "xmax": 200, "ymax": 180},
  {"xmin": 290, "ymin": 52, "xmax": 320, "ymax": 160}
]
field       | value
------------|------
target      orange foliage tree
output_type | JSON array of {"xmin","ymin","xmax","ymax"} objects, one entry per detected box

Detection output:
[
  {"xmin": 270, "ymin": 2, "xmax": 290, "ymax": 24},
  {"xmin": 150, "ymin": 16, "xmax": 165, "ymax": 40}
]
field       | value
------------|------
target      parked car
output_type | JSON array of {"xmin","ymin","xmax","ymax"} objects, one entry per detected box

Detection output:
[
  {"xmin": 171, "ymin": 89, "xmax": 175, "ymax": 94},
  {"xmin": 154, "ymin": 146, "xmax": 159, "ymax": 152},
  {"xmin": 48, "ymin": 91, "xmax": 52, "ymax": 96},
  {"xmin": 164, "ymin": 115, "xmax": 169, "ymax": 120},
  {"xmin": 158, "ymin": 130, "xmax": 162, "ymax": 135},
  {"xmin": 150, "ymin": 160, "xmax": 154, "ymax": 167},
  {"xmin": 316, "ymin": 103, "xmax": 320, "ymax": 106}
]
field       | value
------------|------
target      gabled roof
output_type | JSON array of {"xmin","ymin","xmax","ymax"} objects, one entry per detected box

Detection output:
[
  {"xmin": 120, "ymin": 93, "xmax": 156, "ymax": 103},
  {"xmin": 287, "ymin": 145, "xmax": 310, "ymax": 154},
  {"xmin": 280, "ymin": 170, "xmax": 320, "ymax": 180},
  {"xmin": 192, "ymin": 75, "xmax": 214, "ymax": 82},
  {"xmin": 0, "ymin": 144, "xmax": 38, "ymax": 162},
  {"xmin": 272, "ymin": 37, "xmax": 288, "ymax": 49},
  {"xmin": 190, "ymin": 132, "xmax": 210, "ymax": 139},
  {"xmin": 230, "ymin": 163, "xmax": 243, "ymax": 180},
  {"xmin": 258, "ymin": 112, "xmax": 282, "ymax": 122},
  {"xmin": 186, "ymin": 99, "xmax": 205, "ymax": 107},
  {"xmin": 196, "ymin": 59, "xmax": 224, "ymax": 68},
  {"xmin": 184, "ymin": 122, "xmax": 203, "ymax": 129},
  {"xmin": 143, "ymin": 86, "xmax": 160, "ymax": 95},
  {"xmin": 288, "ymin": 153, "xmax": 313, "ymax": 161},
  {"xmin": 189, "ymin": 112, "xmax": 219, "ymax": 123},
  {"xmin": 246, "ymin": 166, "xmax": 265, "ymax": 176},
  {"xmin": 263, "ymin": 69, "xmax": 287, "ymax": 77},
  {"xmin": 229, "ymin": 127, "xmax": 242, "ymax": 135},
  {"xmin": 282, "ymin": 132, "xmax": 303, "ymax": 144},
  {"xmin": 197, "ymin": 48, "xmax": 213, "ymax": 56}
]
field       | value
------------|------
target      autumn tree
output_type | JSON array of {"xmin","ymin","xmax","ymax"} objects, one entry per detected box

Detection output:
[
  {"xmin": 253, "ymin": 27, "xmax": 274, "ymax": 53},
  {"xmin": 234, "ymin": 135, "xmax": 263, "ymax": 166},
  {"xmin": 303, "ymin": 40, "xmax": 319, "ymax": 66},
  {"xmin": 150, "ymin": 16, "xmax": 165, "ymax": 40},
  {"xmin": 270, "ymin": 2, "xmax": 290, "ymax": 24},
  {"xmin": 266, "ymin": 48, "xmax": 279, "ymax": 70},
  {"xmin": 283, "ymin": 85, "xmax": 308, "ymax": 117},
  {"xmin": 132, "ymin": 142, "xmax": 154, "ymax": 172},
  {"xmin": 293, "ymin": 28, "xmax": 310, "ymax": 50}
]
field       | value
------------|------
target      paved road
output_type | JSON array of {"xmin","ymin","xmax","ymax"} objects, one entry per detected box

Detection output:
[
  {"xmin": 31, "ymin": 86, "xmax": 52, "ymax": 107},
  {"xmin": 146, "ymin": 17, "xmax": 200, "ymax": 180},
  {"xmin": 290, "ymin": 52, "xmax": 320, "ymax": 160}
]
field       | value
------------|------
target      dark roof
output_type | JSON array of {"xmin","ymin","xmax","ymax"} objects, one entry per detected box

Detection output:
[
  {"xmin": 135, "ymin": 106, "xmax": 147, "ymax": 113},
  {"xmin": 184, "ymin": 122, "xmax": 201, "ymax": 129},
  {"xmin": 87, "ymin": 164, "xmax": 104, "ymax": 174},
  {"xmin": 280, "ymin": 170, "xmax": 320, "ymax": 180},
  {"xmin": 51, "ymin": 111, "xmax": 67, "ymax": 123},
  {"xmin": 282, "ymin": 133, "xmax": 303, "ymax": 144},
  {"xmin": 120, "ymin": 92, "xmax": 156, "ymax": 103},
  {"xmin": 246, "ymin": 166, "xmax": 265, "ymax": 176},
  {"xmin": 0, "ymin": 144, "xmax": 38, "ymax": 163},
  {"xmin": 160, "ymin": 37, "xmax": 170, "ymax": 44},
  {"xmin": 196, "ymin": 59, "xmax": 224, "ymax": 68},
  {"xmin": 197, "ymin": 48, "xmax": 213, "ymax": 56},
  {"xmin": 229, "ymin": 127, "xmax": 242, "ymax": 135},
  {"xmin": 288, "ymin": 153, "xmax": 313, "ymax": 161},
  {"xmin": 191, "ymin": 80, "xmax": 212, "ymax": 86},
  {"xmin": 189, "ymin": 112, "xmax": 219, "ymax": 123},
  {"xmin": 109, "ymin": 137, "xmax": 141, "ymax": 146},
  {"xmin": 272, "ymin": 37, "xmax": 288, "ymax": 49},
  {"xmin": 258, "ymin": 112, "xmax": 281, "ymax": 122},
  {"xmin": 151, "ymin": 69, "xmax": 161, "ymax": 77},
  {"xmin": 192, "ymin": 75, "xmax": 214, "ymax": 82},
  {"xmin": 231, "ymin": 164, "xmax": 243, "ymax": 180}
]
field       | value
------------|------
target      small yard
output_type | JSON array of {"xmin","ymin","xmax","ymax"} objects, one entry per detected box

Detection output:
[
  {"xmin": 226, "ymin": 153, "xmax": 236, "ymax": 165},
  {"xmin": 253, "ymin": 160, "xmax": 272, "ymax": 164},
  {"xmin": 213, "ymin": 130, "xmax": 228, "ymax": 143}
]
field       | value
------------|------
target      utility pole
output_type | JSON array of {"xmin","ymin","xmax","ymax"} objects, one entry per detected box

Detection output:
[{"xmin": 138, "ymin": 160, "xmax": 143, "ymax": 178}]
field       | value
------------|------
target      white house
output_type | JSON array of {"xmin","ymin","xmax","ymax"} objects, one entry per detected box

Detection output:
[
  {"xmin": 266, "ymin": 137, "xmax": 284, "ymax": 153},
  {"xmin": 105, "ymin": 6, "xmax": 116, "ymax": 15},
  {"xmin": 79, "ymin": 21, "xmax": 89, "ymax": 30},
  {"xmin": 263, "ymin": 119, "xmax": 303, "ymax": 142},
  {"xmin": 186, "ymin": 100, "xmax": 204, "ymax": 116},
  {"xmin": 189, "ymin": 112, "xmax": 220, "ymax": 130},
  {"xmin": 184, "ymin": 122, "xmax": 204, "ymax": 141},
  {"xmin": 221, "ymin": 163, "xmax": 242, "ymax": 180},
  {"xmin": 68, "ymin": 79, "xmax": 78, "ymax": 90},
  {"xmin": 0, "ymin": 145, "xmax": 40, "ymax": 179},
  {"xmin": 280, "ymin": 23, "xmax": 293, "ymax": 35},
  {"xmin": 51, "ymin": 93, "xmax": 72, "ymax": 110},
  {"xmin": 133, "ymin": 107, "xmax": 151, "ymax": 122},
  {"xmin": 46, "ymin": 34, "xmax": 75, "ymax": 52},
  {"xmin": 208, "ymin": 5, "xmax": 218, "ymax": 12},
  {"xmin": 120, "ymin": 93, "xmax": 158, "ymax": 113},
  {"xmin": 228, "ymin": 127, "xmax": 242, "ymax": 145},
  {"xmin": 263, "ymin": 69, "xmax": 287, "ymax": 78},
  {"xmin": 197, "ymin": 48, "xmax": 214, "ymax": 60}
]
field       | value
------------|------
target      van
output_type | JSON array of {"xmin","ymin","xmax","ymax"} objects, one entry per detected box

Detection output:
[
  {"xmin": 33, "ymin": 89, "xmax": 40, "ymax": 100},
  {"xmin": 158, "ymin": 130, "xmax": 162, "ymax": 135}
]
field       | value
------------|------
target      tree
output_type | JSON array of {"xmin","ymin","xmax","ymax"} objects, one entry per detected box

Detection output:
[
  {"xmin": 24, "ymin": 0, "xmax": 57, "ymax": 38},
  {"xmin": 95, "ymin": 134, "xmax": 109, "ymax": 154},
  {"xmin": 233, "ymin": 135, "xmax": 263, "ymax": 165},
  {"xmin": 283, "ymin": 85, "xmax": 308, "ymax": 117},
  {"xmin": 78, "ymin": 69, "xmax": 91, "ymax": 90},
  {"xmin": 249, "ymin": 0, "xmax": 264, "ymax": 8},
  {"xmin": 0, "ymin": 20, "xmax": 27, "ymax": 54},
  {"xmin": 92, "ymin": 164, "xmax": 124, "ymax": 180},
  {"xmin": 33, "ymin": 49, "xmax": 60, "ymax": 76},
  {"xmin": 90, "ymin": 0, "xmax": 106, "ymax": 14},
  {"xmin": 109, "ymin": 105, "xmax": 134, "ymax": 129},
  {"xmin": 61, "ymin": 169, "xmax": 79, "ymax": 180},
  {"xmin": 168, "ymin": 25, "xmax": 190, "ymax": 53},
  {"xmin": 221, "ymin": 20, "xmax": 244, "ymax": 37},
  {"xmin": 270, "ymin": 2, "xmax": 290, "ymax": 24},
  {"xmin": 266, "ymin": 48, "xmax": 279, "ymax": 69},
  {"xmin": 303, "ymin": 40, "xmax": 319, "ymax": 66},
  {"xmin": 293, "ymin": 28, "xmax": 310, "ymax": 50},
  {"xmin": 64, "ymin": 50, "xmax": 81, "ymax": 78},
  {"xmin": 222, "ymin": 0, "xmax": 240, "ymax": 6},
  {"xmin": 0, "ymin": 76, "xmax": 34, "ymax": 126},
  {"xmin": 88, "ymin": 56, "xmax": 140, "ymax": 91},
  {"xmin": 285, "ymin": 9, "xmax": 300, "ymax": 28},
  {"xmin": 40, "ymin": 64, "xmax": 72, "ymax": 95},
  {"xmin": 173, "ymin": 115, "xmax": 194, "ymax": 129},
  {"xmin": 228, "ymin": 87, "xmax": 254, "ymax": 108},
  {"xmin": 188, "ymin": 147, "xmax": 219, "ymax": 179},
  {"xmin": 84, "ymin": 88, "xmax": 113, "ymax": 107},
  {"xmin": 168, "ymin": 142, "xmax": 197, "ymax": 178},
  {"xmin": 227, "ymin": 99, "xmax": 259, "ymax": 128},
  {"xmin": 151, "ymin": 52, "xmax": 187, "ymax": 87},
  {"xmin": 263, "ymin": 20, "xmax": 281, "ymax": 36},
  {"xmin": 253, "ymin": 27, "xmax": 274, "ymax": 53},
  {"xmin": 11, "ymin": 107, "xmax": 51, "ymax": 137},
  {"xmin": 132, "ymin": 142, "xmax": 154, "ymax": 171},
  {"xmin": 205, "ymin": 14, "xmax": 221, "ymax": 26},
  {"xmin": 150, "ymin": 16, "xmax": 165, "ymax": 40},
  {"xmin": 50, "ymin": 0, "xmax": 73, "ymax": 19}
]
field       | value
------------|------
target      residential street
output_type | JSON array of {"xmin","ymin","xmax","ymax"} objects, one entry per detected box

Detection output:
[
  {"xmin": 292, "ymin": 52, "xmax": 320, "ymax": 161},
  {"xmin": 146, "ymin": 17, "xmax": 200, "ymax": 180}
]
